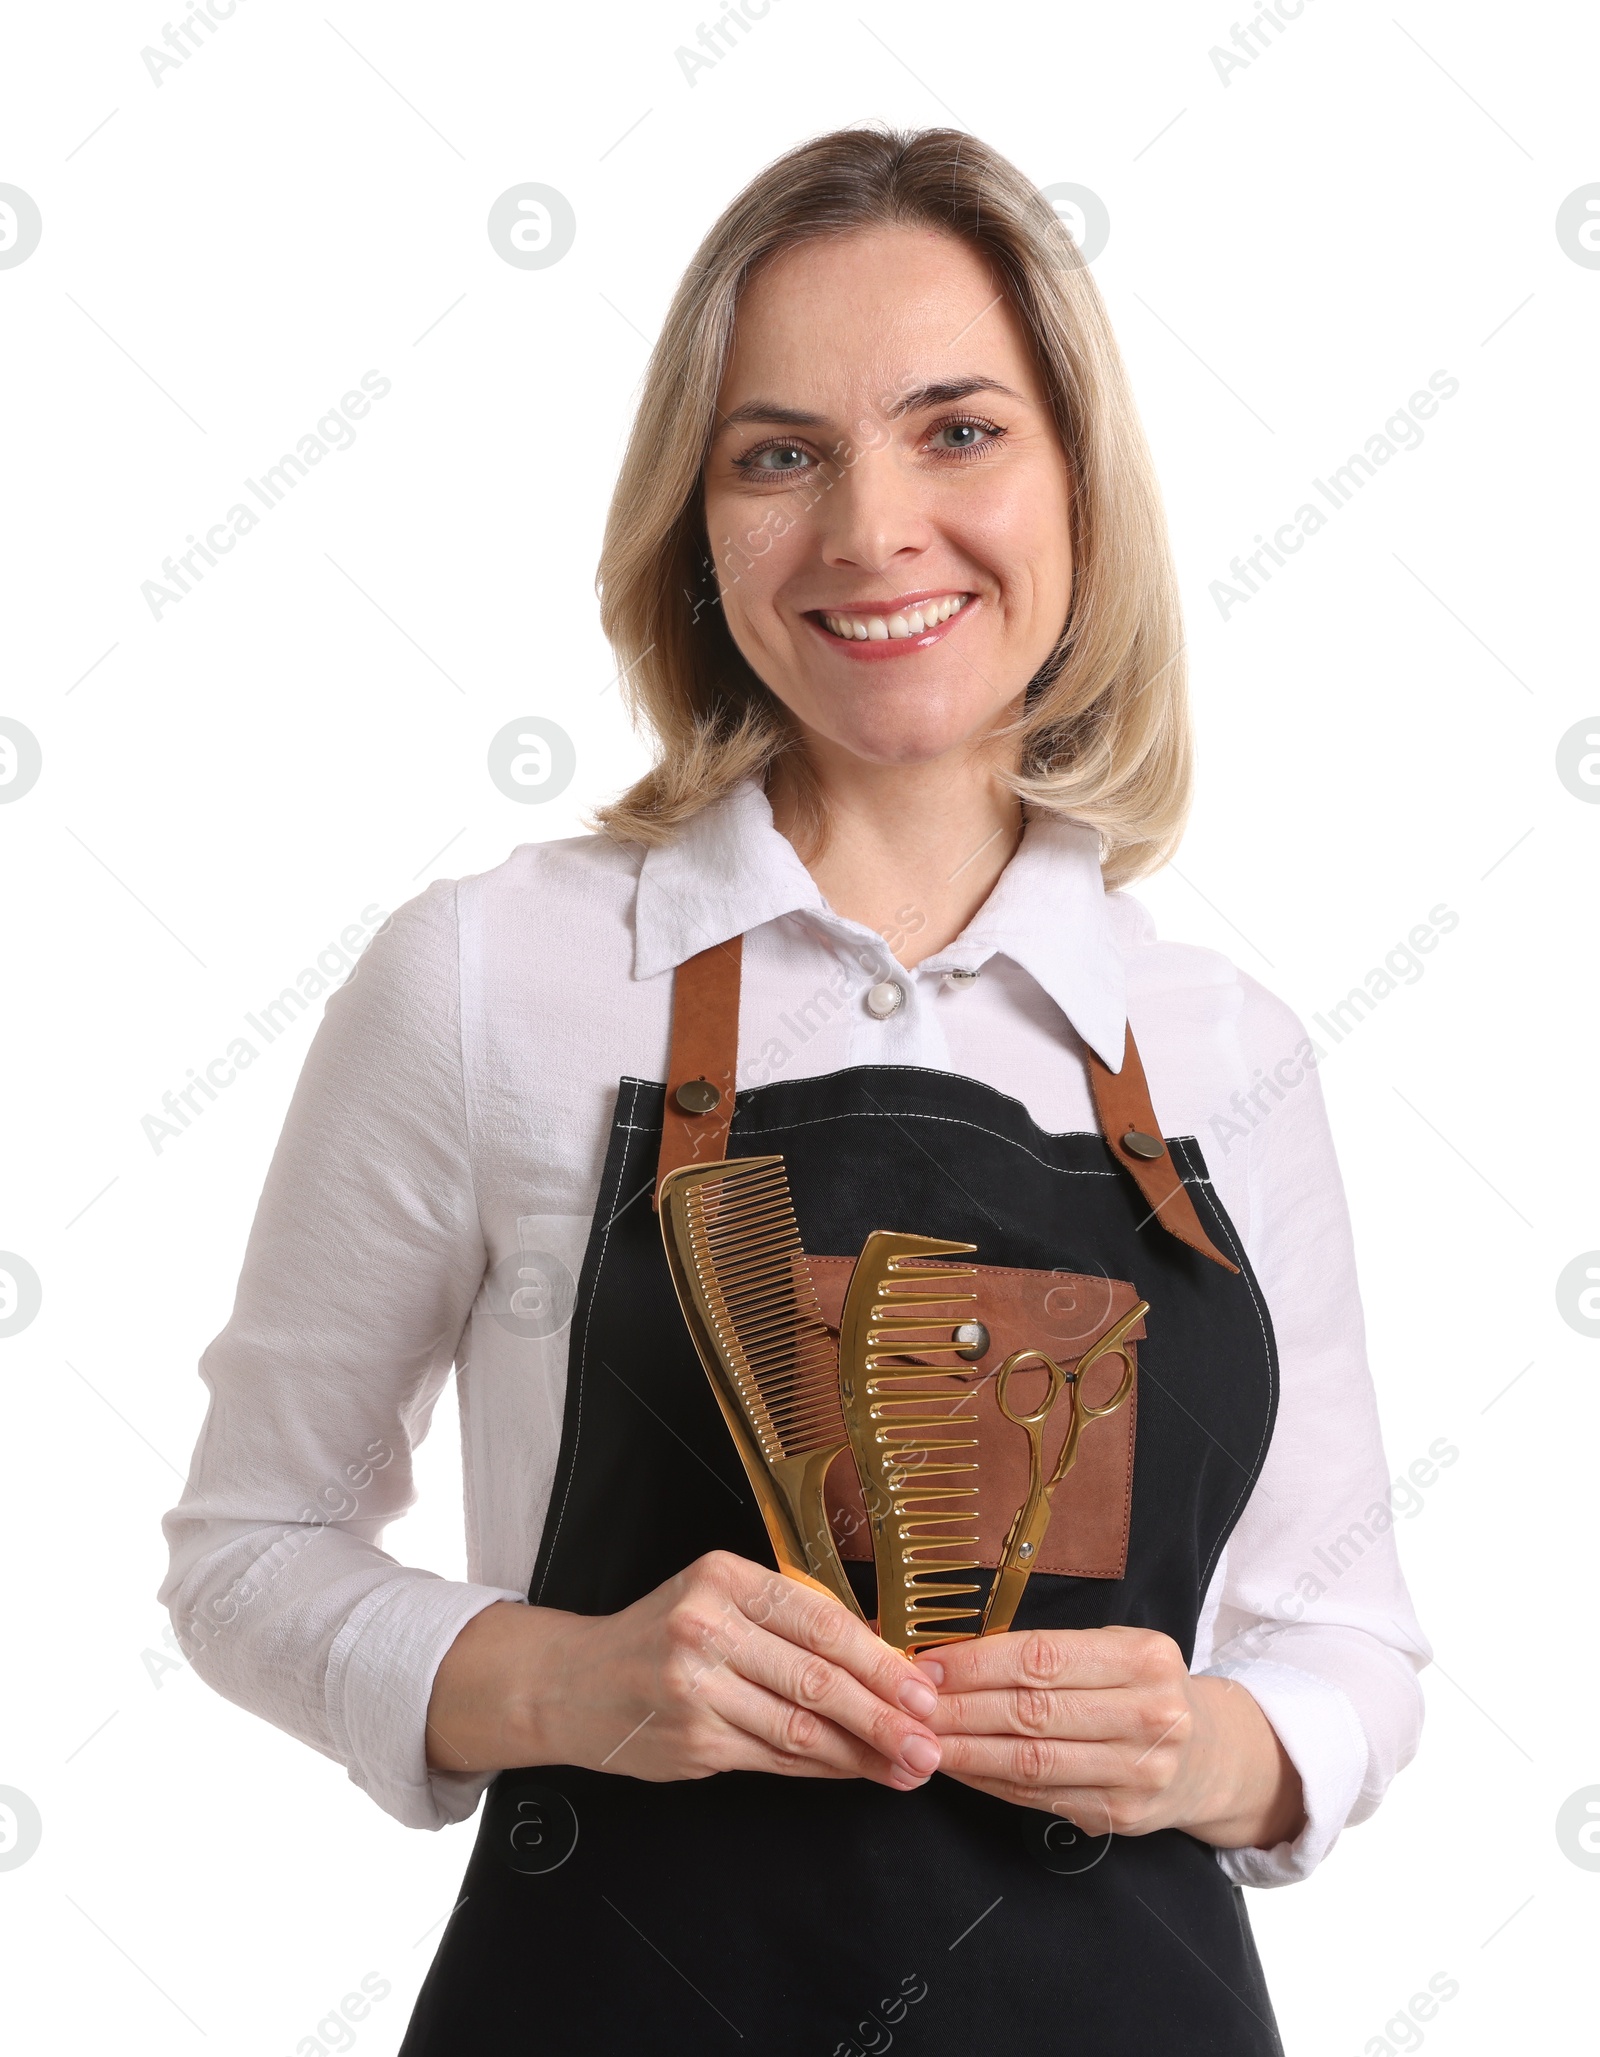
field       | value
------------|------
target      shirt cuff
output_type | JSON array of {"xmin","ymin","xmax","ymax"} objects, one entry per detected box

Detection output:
[
  {"xmin": 324, "ymin": 1572, "xmax": 528, "ymax": 1830},
  {"xmin": 1202, "ymin": 1656, "xmax": 1369, "ymax": 1888}
]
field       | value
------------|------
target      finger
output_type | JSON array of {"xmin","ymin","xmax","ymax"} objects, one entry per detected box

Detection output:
[
  {"xmin": 919, "ymin": 1624, "xmax": 1172, "ymax": 1697},
  {"xmin": 747, "ymin": 1750, "xmax": 860, "ymax": 1782},
  {"xmin": 709, "ymin": 1673, "xmax": 934, "ymax": 1790},
  {"xmin": 943, "ymin": 1769, "xmax": 1116, "ymax": 1820},
  {"xmin": 687, "ymin": 1715, "xmax": 864, "ymax": 1783},
  {"xmin": 726, "ymin": 1618, "xmax": 943, "ymax": 1779},
  {"xmin": 924, "ymin": 1685, "xmax": 1141, "ymax": 1742},
  {"xmin": 943, "ymin": 1768, "xmax": 1053, "ymax": 1808},
  {"xmin": 727, "ymin": 1565, "xmax": 941, "ymax": 1719},
  {"xmin": 934, "ymin": 1732, "xmax": 1131, "ymax": 1789}
]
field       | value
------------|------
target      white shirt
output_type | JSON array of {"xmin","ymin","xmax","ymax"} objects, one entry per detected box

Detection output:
[{"xmin": 158, "ymin": 778, "xmax": 1428, "ymax": 1888}]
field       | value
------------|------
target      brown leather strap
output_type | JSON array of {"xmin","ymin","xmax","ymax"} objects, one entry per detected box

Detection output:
[
  {"xmin": 652, "ymin": 936, "xmax": 742, "ymax": 1209},
  {"xmin": 653, "ymin": 934, "xmax": 1238, "ymax": 1271},
  {"xmin": 1086, "ymin": 1028, "xmax": 1238, "ymax": 1273}
]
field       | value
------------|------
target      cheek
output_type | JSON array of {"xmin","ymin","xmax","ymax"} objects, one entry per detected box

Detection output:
[
  {"xmin": 953, "ymin": 475, "xmax": 1072, "ymax": 610},
  {"xmin": 714, "ymin": 513, "xmax": 813, "ymax": 634}
]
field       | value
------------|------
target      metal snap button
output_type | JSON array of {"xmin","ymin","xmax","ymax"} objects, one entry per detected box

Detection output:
[
  {"xmin": 1121, "ymin": 1129, "xmax": 1165, "ymax": 1161},
  {"xmin": 674, "ymin": 1078, "xmax": 722, "ymax": 1115},
  {"xmin": 865, "ymin": 980, "xmax": 905, "ymax": 1019},
  {"xmin": 951, "ymin": 1320, "xmax": 990, "ymax": 1361}
]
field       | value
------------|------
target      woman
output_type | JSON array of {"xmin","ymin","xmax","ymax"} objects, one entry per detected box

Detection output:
[{"xmin": 161, "ymin": 127, "xmax": 1426, "ymax": 2053}]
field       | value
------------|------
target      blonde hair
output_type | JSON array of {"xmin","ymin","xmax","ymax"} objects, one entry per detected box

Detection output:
[{"xmin": 591, "ymin": 125, "xmax": 1190, "ymax": 887}]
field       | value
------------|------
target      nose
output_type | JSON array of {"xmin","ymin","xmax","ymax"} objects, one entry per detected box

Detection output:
[{"xmin": 814, "ymin": 433, "xmax": 934, "ymax": 584}]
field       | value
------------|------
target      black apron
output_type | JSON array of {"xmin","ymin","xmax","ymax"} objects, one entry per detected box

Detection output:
[{"xmin": 401, "ymin": 950, "xmax": 1283, "ymax": 2056}]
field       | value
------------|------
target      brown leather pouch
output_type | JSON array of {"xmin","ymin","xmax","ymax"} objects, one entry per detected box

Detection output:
[{"xmin": 802, "ymin": 1257, "xmax": 1142, "ymax": 1581}]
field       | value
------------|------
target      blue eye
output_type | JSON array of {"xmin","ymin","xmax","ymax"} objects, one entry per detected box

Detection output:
[
  {"xmin": 928, "ymin": 416, "xmax": 1003, "ymax": 454},
  {"xmin": 731, "ymin": 416, "xmax": 1003, "ymax": 478},
  {"xmin": 739, "ymin": 442, "xmax": 813, "ymax": 474}
]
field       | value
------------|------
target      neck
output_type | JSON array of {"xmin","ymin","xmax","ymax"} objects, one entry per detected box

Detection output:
[{"xmin": 768, "ymin": 745, "xmax": 1025, "ymax": 970}]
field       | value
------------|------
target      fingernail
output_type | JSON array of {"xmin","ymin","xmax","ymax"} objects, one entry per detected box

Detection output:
[
  {"xmin": 913, "ymin": 1656, "xmax": 945, "ymax": 1688},
  {"xmin": 901, "ymin": 1735, "xmax": 940, "ymax": 1776},
  {"xmin": 898, "ymin": 1676, "xmax": 938, "ymax": 1717}
]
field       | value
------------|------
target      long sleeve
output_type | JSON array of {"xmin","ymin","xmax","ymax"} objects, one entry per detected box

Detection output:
[
  {"xmin": 1195, "ymin": 974, "xmax": 1430, "ymax": 1887},
  {"xmin": 157, "ymin": 881, "xmax": 527, "ymax": 1830}
]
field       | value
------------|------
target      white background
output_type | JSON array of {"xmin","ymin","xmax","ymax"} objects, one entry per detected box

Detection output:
[{"xmin": 2, "ymin": 0, "xmax": 1596, "ymax": 2050}]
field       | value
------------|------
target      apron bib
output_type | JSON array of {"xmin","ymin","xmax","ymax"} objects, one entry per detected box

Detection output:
[{"xmin": 401, "ymin": 941, "xmax": 1283, "ymax": 2056}]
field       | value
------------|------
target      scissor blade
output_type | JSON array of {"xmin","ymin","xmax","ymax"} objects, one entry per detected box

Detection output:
[
  {"xmin": 979, "ymin": 1558, "xmax": 1035, "ymax": 1637},
  {"xmin": 979, "ymin": 1488, "xmax": 1054, "ymax": 1635}
]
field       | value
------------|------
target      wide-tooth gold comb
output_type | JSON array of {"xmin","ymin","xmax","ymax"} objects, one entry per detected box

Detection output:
[
  {"xmin": 836, "ymin": 1232, "xmax": 985, "ymax": 1652},
  {"xmin": 658, "ymin": 1156, "xmax": 863, "ymax": 1618}
]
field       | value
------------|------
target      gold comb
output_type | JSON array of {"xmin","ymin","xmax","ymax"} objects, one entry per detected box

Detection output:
[
  {"xmin": 836, "ymin": 1232, "xmax": 985, "ymax": 1652},
  {"xmin": 658, "ymin": 1156, "xmax": 863, "ymax": 1618}
]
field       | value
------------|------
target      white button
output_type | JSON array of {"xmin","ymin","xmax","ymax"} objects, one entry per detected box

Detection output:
[
  {"xmin": 865, "ymin": 980, "xmax": 905, "ymax": 1019},
  {"xmin": 946, "ymin": 967, "xmax": 980, "ymax": 990}
]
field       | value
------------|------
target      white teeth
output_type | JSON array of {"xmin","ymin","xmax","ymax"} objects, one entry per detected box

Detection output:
[{"xmin": 820, "ymin": 594, "xmax": 968, "ymax": 641}]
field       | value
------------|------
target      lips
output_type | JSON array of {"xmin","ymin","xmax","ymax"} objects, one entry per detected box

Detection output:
[{"xmin": 805, "ymin": 591, "xmax": 977, "ymax": 662}]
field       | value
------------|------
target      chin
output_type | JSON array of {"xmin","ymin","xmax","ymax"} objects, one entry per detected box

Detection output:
[
  {"xmin": 802, "ymin": 680, "xmax": 1018, "ymax": 767},
  {"xmin": 813, "ymin": 717, "xmax": 993, "ymax": 767}
]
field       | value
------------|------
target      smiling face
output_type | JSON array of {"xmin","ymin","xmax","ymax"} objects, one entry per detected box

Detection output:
[{"xmin": 702, "ymin": 225, "xmax": 1075, "ymax": 776}]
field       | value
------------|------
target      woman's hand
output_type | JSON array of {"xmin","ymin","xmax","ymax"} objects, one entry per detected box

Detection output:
[
  {"xmin": 425, "ymin": 1552, "xmax": 943, "ymax": 1792},
  {"xmin": 917, "ymin": 1624, "xmax": 1306, "ymax": 1850}
]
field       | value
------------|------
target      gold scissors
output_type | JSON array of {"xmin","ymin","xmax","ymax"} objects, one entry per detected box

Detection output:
[{"xmin": 979, "ymin": 1299, "xmax": 1148, "ymax": 1637}]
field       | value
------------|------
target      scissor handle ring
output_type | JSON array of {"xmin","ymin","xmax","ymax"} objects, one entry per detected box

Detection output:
[
  {"xmin": 1075, "ymin": 1349, "xmax": 1135, "ymax": 1421},
  {"xmin": 1071, "ymin": 1300, "xmax": 1148, "ymax": 1420},
  {"xmin": 993, "ymin": 1349, "xmax": 1069, "ymax": 1430}
]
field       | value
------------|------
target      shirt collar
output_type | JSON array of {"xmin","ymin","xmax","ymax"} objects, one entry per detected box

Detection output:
[
  {"xmin": 634, "ymin": 778, "xmax": 826, "ymax": 977},
  {"xmin": 633, "ymin": 778, "xmax": 1127, "ymax": 1073},
  {"xmin": 922, "ymin": 808, "xmax": 1127, "ymax": 1072}
]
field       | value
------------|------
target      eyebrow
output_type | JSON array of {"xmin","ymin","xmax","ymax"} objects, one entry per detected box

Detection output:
[{"xmin": 716, "ymin": 376, "xmax": 1026, "ymax": 433}]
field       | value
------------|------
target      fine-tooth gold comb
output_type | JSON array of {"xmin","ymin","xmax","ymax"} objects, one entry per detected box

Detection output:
[
  {"xmin": 657, "ymin": 1156, "xmax": 863, "ymax": 1618},
  {"xmin": 837, "ymin": 1232, "xmax": 985, "ymax": 1652}
]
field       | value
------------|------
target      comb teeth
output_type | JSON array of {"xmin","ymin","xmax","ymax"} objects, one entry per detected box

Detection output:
[
  {"xmin": 868, "ymin": 1261, "xmax": 983, "ymax": 1645},
  {"xmin": 837, "ymin": 1236, "xmax": 987, "ymax": 1651},
  {"xmin": 683, "ymin": 1161, "xmax": 845, "ymax": 1462},
  {"xmin": 659, "ymin": 1154, "xmax": 862, "ymax": 1619}
]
